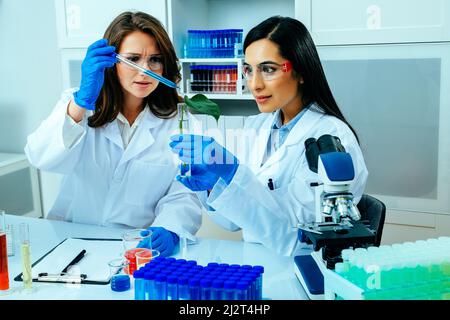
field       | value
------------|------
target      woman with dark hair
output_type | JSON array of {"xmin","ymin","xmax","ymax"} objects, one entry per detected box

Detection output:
[
  {"xmin": 170, "ymin": 16, "xmax": 368, "ymax": 256},
  {"xmin": 25, "ymin": 11, "xmax": 201, "ymax": 257}
]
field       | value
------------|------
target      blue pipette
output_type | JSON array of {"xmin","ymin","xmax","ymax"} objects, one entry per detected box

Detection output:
[{"xmin": 115, "ymin": 54, "xmax": 178, "ymax": 89}]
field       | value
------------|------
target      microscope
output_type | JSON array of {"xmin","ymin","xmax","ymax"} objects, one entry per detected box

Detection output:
[{"xmin": 294, "ymin": 135, "xmax": 376, "ymax": 299}]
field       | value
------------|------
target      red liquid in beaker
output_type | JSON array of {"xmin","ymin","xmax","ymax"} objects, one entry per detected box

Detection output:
[
  {"xmin": 0, "ymin": 233, "xmax": 10, "ymax": 290},
  {"xmin": 124, "ymin": 248, "xmax": 152, "ymax": 275}
]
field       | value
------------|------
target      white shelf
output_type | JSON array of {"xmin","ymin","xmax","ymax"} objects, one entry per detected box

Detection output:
[
  {"xmin": 183, "ymin": 93, "xmax": 254, "ymax": 100},
  {"xmin": 180, "ymin": 58, "xmax": 243, "ymax": 63}
]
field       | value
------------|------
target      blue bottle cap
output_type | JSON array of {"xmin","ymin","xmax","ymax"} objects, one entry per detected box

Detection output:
[
  {"xmin": 207, "ymin": 262, "xmax": 219, "ymax": 268},
  {"xmin": 236, "ymin": 281, "xmax": 248, "ymax": 290},
  {"xmin": 176, "ymin": 259, "xmax": 187, "ymax": 264},
  {"xmin": 110, "ymin": 274, "xmax": 130, "ymax": 292},
  {"xmin": 212, "ymin": 279, "xmax": 224, "ymax": 288},
  {"xmin": 144, "ymin": 271, "xmax": 156, "ymax": 280},
  {"xmin": 229, "ymin": 264, "xmax": 240, "ymax": 269},
  {"xmin": 188, "ymin": 278, "xmax": 200, "ymax": 286},
  {"xmin": 155, "ymin": 274, "xmax": 167, "ymax": 282},
  {"xmin": 253, "ymin": 265, "xmax": 264, "ymax": 273},
  {"xmin": 178, "ymin": 277, "xmax": 189, "ymax": 285},
  {"xmin": 219, "ymin": 263, "xmax": 230, "ymax": 269},
  {"xmin": 166, "ymin": 257, "xmax": 176, "ymax": 264},
  {"xmin": 133, "ymin": 270, "xmax": 144, "ymax": 279},
  {"xmin": 186, "ymin": 260, "xmax": 197, "ymax": 266},
  {"xmin": 167, "ymin": 276, "xmax": 178, "ymax": 284},
  {"xmin": 223, "ymin": 280, "xmax": 236, "ymax": 289},
  {"xmin": 200, "ymin": 278, "xmax": 212, "ymax": 287},
  {"xmin": 194, "ymin": 266, "xmax": 204, "ymax": 272},
  {"xmin": 172, "ymin": 270, "xmax": 183, "ymax": 277},
  {"xmin": 241, "ymin": 265, "xmax": 252, "ymax": 270}
]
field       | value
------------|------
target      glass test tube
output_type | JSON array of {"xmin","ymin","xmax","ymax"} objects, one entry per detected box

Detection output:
[
  {"xmin": 177, "ymin": 103, "xmax": 191, "ymax": 177},
  {"xmin": 0, "ymin": 210, "xmax": 10, "ymax": 291},
  {"xmin": 19, "ymin": 223, "xmax": 33, "ymax": 291}
]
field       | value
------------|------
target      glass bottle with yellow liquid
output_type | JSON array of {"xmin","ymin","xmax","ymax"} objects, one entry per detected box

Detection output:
[{"xmin": 19, "ymin": 223, "xmax": 34, "ymax": 293}]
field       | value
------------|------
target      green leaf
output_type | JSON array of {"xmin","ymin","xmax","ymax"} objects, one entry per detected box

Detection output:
[{"xmin": 184, "ymin": 94, "xmax": 221, "ymax": 122}]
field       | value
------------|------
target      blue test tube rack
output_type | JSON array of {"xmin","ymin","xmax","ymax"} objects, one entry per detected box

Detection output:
[
  {"xmin": 132, "ymin": 257, "xmax": 265, "ymax": 300},
  {"xmin": 185, "ymin": 29, "xmax": 244, "ymax": 58}
]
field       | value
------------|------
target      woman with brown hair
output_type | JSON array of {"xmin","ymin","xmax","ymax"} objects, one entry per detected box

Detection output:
[{"xmin": 24, "ymin": 11, "xmax": 201, "ymax": 257}]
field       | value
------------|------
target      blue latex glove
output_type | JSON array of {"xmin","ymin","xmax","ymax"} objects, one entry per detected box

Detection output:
[
  {"xmin": 138, "ymin": 227, "xmax": 179, "ymax": 257},
  {"xmin": 169, "ymin": 134, "xmax": 239, "ymax": 191},
  {"xmin": 73, "ymin": 39, "xmax": 116, "ymax": 110}
]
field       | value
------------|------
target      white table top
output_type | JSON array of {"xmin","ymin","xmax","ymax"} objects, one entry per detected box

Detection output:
[{"xmin": 1, "ymin": 215, "xmax": 308, "ymax": 300}]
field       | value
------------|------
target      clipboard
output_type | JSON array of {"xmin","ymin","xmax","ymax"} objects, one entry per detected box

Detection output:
[{"xmin": 14, "ymin": 237, "xmax": 123, "ymax": 285}]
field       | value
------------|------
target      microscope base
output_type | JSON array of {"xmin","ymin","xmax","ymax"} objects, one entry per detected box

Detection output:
[{"xmin": 294, "ymin": 254, "xmax": 324, "ymax": 300}]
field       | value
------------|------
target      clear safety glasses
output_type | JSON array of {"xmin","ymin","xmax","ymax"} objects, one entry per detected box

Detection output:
[
  {"xmin": 118, "ymin": 54, "xmax": 164, "ymax": 72},
  {"xmin": 242, "ymin": 61, "xmax": 292, "ymax": 81}
]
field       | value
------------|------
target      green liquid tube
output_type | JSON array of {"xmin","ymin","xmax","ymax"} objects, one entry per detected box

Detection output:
[
  {"xmin": 177, "ymin": 103, "xmax": 190, "ymax": 177},
  {"xmin": 21, "ymin": 243, "xmax": 32, "ymax": 289},
  {"xmin": 19, "ymin": 223, "xmax": 32, "ymax": 291}
]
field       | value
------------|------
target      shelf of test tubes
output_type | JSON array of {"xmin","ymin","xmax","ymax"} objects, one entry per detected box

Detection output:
[
  {"xmin": 323, "ymin": 237, "xmax": 450, "ymax": 300},
  {"xmin": 179, "ymin": 58, "xmax": 251, "ymax": 100},
  {"xmin": 132, "ymin": 257, "xmax": 264, "ymax": 300}
]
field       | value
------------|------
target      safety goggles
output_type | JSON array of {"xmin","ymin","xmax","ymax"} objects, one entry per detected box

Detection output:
[
  {"xmin": 118, "ymin": 53, "xmax": 163, "ymax": 71},
  {"xmin": 242, "ymin": 61, "xmax": 292, "ymax": 81}
]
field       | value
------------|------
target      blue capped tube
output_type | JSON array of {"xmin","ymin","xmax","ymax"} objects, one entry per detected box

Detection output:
[
  {"xmin": 144, "ymin": 271, "xmax": 157, "ymax": 300},
  {"xmin": 200, "ymin": 277, "xmax": 213, "ymax": 300},
  {"xmin": 167, "ymin": 276, "xmax": 179, "ymax": 300},
  {"xmin": 133, "ymin": 270, "xmax": 145, "ymax": 300},
  {"xmin": 223, "ymin": 280, "xmax": 236, "ymax": 300},
  {"xmin": 211, "ymin": 279, "xmax": 224, "ymax": 300},
  {"xmin": 235, "ymin": 281, "xmax": 249, "ymax": 300},
  {"xmin": 242, "ymin": 274, "xmax": 257, "ymax": 300},
  {"xmin": 253, "ymin": 266, "xmax": 264, "ymax": 300},
  {"xmin": 178, "ymin": 276, "xmax": 190, "ymax": 300},
  {"xmin": 188, "ymin": 278, "xmax": 201, "ymax": 300},
  {"xmin": 154, "ymin": 274, "xmax": 167, "ymax": 300}
]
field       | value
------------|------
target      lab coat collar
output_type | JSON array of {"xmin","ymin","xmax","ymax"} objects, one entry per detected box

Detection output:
[
  {"xmin": 251, "ymin": 115, "xmax": 274, "ymax": 171},
  {"xmin": 118, "ymin": 106, "xmax": 163, "ymax": 166},
  {"xmin": 258, "ymin": 105, "xmax": 324, "ymax": 172},
  {"xmin": 102, "ymin": 119, "xmax": 123, "ymax": 150}
]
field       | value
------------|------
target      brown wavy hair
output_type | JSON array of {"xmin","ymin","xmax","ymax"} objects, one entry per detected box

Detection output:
[{"xmin": 88, "ymin": 11, "xmax": 181, "ymax": 128}]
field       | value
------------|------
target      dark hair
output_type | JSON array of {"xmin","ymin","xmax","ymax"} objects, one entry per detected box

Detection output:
[
  {"xmin": 244, "ymin": 16, "xmax": 359, "ymax": 141},
  {"xmin": 88, "ymin": 11, "xmax": 181, "ymax": 128}
]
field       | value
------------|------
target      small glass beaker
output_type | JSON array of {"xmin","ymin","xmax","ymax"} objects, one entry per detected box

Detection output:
[
  {"xmin": 122, "ymin": 229, "xmax": 152, "ymax": 275},
  {"xmin": 107, "ymin": 258, "xmax": 130, "ymax": 292},
  {"xmin": 122, "ymin": 229, "xmax": 152, "ymax": 251},
  {"xmin": 135, "ymin": 249, "xmax": 160, "ymax": 270}
]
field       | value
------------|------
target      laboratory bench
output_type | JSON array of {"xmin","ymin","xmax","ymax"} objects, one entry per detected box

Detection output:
[{"xmin": 1, "ymin": 215, "xmax": 308, "ymax": 300}]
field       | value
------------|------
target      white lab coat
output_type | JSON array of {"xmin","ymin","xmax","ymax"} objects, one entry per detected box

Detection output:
[
  {"xmin": 205, "ymin": 104, "xmax": 369, "ymax": 256},
  {"xmin": 25, "ymin": 89, "xmax": 202, "ymax": 240}
]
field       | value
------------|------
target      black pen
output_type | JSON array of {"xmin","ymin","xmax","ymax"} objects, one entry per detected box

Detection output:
[
  {"xmin": 267, "ymin": 178, "xmax": 274, "ymax": 190},
  {"xmin": 61, "ymin": 249, "xmax": 86, "ymax": 274}
]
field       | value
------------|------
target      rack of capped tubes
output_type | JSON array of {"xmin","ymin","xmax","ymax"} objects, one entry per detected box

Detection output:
[
  {"xmin": 185, "ymin": 29, "xmax": 244, "ymax": 58},
  {"xmin": 189, "ymin": 65, "xmax": 239, "ymax": 94},
  {"xmin": 133, "ymin": 257, "xmax": 264, "ymax": 300},
  {"xmin": 327, "ymin": 237, "xmax": 450, "ymax": 300}
]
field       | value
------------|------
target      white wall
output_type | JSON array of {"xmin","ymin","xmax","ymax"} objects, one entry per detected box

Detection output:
[
  {"xmin": 0, "ymin": 0, "xmax": 62, "ymax": 153},
  {"xmin": 0, "ymin": 0, "xmax": 63, "ymax": 217}
]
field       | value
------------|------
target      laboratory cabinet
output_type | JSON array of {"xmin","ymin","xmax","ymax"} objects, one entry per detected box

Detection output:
[
  {"xmin": 317, "ymin": 43, "xmax": 450, "ymax": 216},
  {"xmin": 0, "ymin": 153, "xmax": 42, "ymax": 218},
  {"xmin": 297, "ymin": 0, "xmax": 450, "ymax": 46},
  {"xmin": 54, "ymin": 0, "xmax": 167, "ymax": 48}
]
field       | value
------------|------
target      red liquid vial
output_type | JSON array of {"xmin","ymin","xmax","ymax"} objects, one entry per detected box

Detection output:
[{"xmin": 0, "ymin": 233, "xmax": 10, "ymax": 290}]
